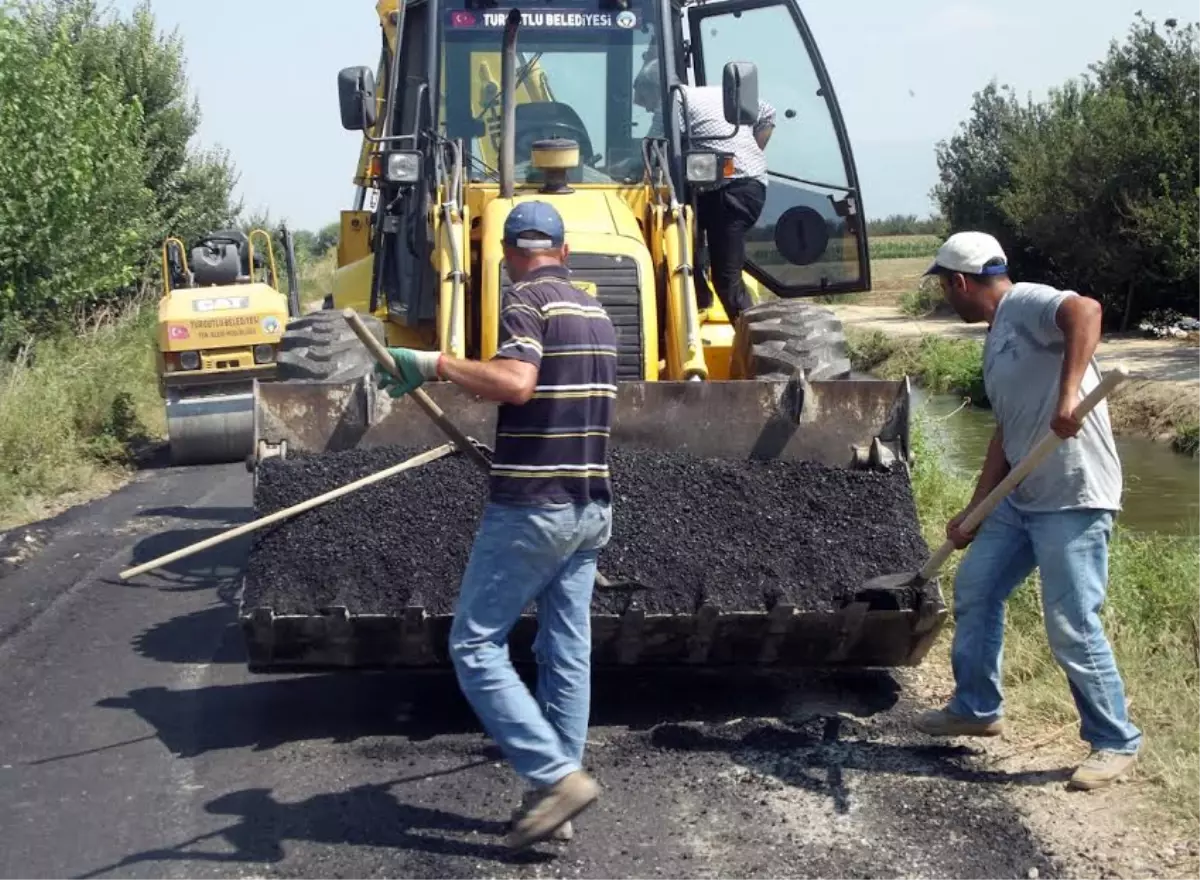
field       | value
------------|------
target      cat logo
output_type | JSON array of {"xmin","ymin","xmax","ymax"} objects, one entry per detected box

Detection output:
[{"xmin": 571, "ymin": 280, "xmax": 598, "ymax": 298}]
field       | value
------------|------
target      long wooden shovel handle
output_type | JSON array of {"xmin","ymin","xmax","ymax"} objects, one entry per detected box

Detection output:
[
  {"xmin": 343, "ymin": 310, "xmax": 492, "ymax": 472},
  {"xmin": 917, "ymin": 365, "xmax": 1129, "ymax": 582},
  {"xmin": 119, "ymin": 443, "xmax": 457, "ymax": 581}
]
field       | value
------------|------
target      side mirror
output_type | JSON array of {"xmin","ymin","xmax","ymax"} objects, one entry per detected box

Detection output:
[
  {"xmin": 337, "ymin": 66, "xmax": 378, "ymax": 132},
  {"xmin": 722, "ymin": 61, "xmax": 759, "ymax": 127}
]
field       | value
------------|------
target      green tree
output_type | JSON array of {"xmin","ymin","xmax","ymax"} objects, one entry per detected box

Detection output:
[
  {"xmin": 0, "ymin": 0, "xmax": 242, "ymax": 344},
  {"xmin": 0, "ymin": 6, "xmax": 156, "ymax": 339},
  {"xmin": 20, "ymin": 0, "xmax": 241, "ymax": 244},
  {"xmin": 316, "ymin": 221, "xmax": 342, "ymax": 255},
  {"xmin": 933, "ymin": 14, "xmax": 1199, "ymax": 328}
]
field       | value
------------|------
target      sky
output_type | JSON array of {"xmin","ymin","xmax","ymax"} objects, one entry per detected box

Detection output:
[{"xmin": 116, "ymin": 0, "xmax": 1193, "ymax": 231}]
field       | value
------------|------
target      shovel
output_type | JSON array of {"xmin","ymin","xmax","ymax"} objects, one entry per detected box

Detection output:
[
  {"xmin": 859, "ymin": 364, "xmax": 1130, "ymax": 597},
  {"xmin": 342, "ymin": 310, "xmax": 647, "ymax": 593}
]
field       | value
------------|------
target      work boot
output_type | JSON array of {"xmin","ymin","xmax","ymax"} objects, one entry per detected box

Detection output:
[
  {"xmin": 914, "ymin": 708, "xmax": 1005, "ymax": 738},
  {"xmin": 1068, "ymin": 749, "xmax": 1138, "ymax": 791},
  {"xmin": 510, "ymin": 789, "xmax": 573, "ymax": 842},
  {"xmin": 505, "ymin": 770, "xmax": 598, "ymax": 851}
]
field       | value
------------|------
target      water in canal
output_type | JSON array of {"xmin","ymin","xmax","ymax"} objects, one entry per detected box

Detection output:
[{"xmin": 913, "ymin": 390, "xmax": 1199, "ymax": 536}]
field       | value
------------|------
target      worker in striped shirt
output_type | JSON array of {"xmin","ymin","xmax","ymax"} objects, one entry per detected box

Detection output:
[
  {"xmin": 633, "ymin": 61, "xmax": 776, "ymax": 323},
  {"xmin": 374, "ymin": 200, "xmax": 616, "ymax": 851}
]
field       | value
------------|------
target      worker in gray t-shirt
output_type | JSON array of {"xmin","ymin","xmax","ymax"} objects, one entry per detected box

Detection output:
[{"xmin": 912, "ymin": 231, "xmax": 1140, "ymax": 792}]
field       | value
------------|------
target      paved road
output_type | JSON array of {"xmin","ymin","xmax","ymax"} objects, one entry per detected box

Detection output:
[{"xmin": 0, "ymin": 462, "xmax": 1063, "ymax": 879}]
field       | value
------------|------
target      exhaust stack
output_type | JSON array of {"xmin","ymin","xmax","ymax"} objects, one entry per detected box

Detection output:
[{"xmin": 500, "ymin": 8, "xmax": 521, "ymax": 198}]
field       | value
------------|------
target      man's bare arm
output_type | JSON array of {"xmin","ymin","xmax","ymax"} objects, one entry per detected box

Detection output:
[
  {"xmin": 438, "ymin": 357, "xmax": 538, "ymax": 406},
  {"xmin": 1052, "ymin": 294, "xmax": 1103, "ymax": 438}
]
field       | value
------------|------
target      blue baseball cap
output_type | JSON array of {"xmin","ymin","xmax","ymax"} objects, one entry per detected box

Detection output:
[{"xmin": 503, "ymin": 200, "xmax": 565, "ymax": 250}]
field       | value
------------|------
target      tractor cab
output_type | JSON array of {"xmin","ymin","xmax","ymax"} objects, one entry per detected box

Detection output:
[{"xmin": 325, "ymin": 0, "xmax": 871, "ymax": 381}]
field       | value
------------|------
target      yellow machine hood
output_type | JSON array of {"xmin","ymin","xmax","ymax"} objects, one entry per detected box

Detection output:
[{"xmin": 158, "ymin": 283, "xmax": 289, "ymax": 352}]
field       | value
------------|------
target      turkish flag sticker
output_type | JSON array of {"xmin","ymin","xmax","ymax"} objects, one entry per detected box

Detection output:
[
  {"xmin": 451, "ymin": 11, "xmax": 476, "ymax": 26},
  {"xmin": 169, "ymin": 325, "xmax": 190, "ymax": 340}
]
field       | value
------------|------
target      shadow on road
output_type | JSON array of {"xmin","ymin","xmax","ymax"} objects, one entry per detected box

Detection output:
[
  {"xmin": 132, "ymin": 603, "xmax": 245, "ymax": 665},
  {"xmin": 75, "ymin": 778, "xmax": 550, "ymax": 879},
  {"xmin": 114, "ymin": 528, "xmax": 251, "ymax": 599},
  {"xmin": 94, "ymin": 667, "xmax": 899, "ymax": 759}
]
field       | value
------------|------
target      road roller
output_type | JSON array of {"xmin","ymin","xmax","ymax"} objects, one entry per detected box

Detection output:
[{"xmin": 156, "ymin": 228, "xmax": 298, "ymax": 465}]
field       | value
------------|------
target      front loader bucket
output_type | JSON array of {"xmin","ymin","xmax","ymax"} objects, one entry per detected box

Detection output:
[{"xmin": 241, "ymin": 376, "xmax": 946, "ymax": 672}]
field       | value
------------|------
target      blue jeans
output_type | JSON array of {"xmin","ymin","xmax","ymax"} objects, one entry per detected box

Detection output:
[
  {"xmin": 947, "ymin": 498, "xmax": 1141, "ymax": 754},
  {"xmin": 449, "ymin": 499, "xmax": 612, "ymax": 788}
]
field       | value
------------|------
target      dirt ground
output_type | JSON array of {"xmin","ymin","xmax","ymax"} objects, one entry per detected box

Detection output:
[
  {"xmin": 901, "ymin": 655, "xmax": 1200, "ymax": 880},
  {"xmin": 831, "ymin": 303, "xmax": 1199, "ymax": 385},
  {"xmin": 830, "ymin": 301, "xmax": 1200, "ymax": 442}
]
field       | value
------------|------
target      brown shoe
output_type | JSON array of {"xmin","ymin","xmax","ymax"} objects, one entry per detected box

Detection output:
[
  {"xmin": 914, "ymin": 708, "xmax": 1005, "ymax": 738},
  {"xmin": 510, "ymin": 789, "xmax": 572, "ymax": 841},
  {"xmin": 505, "ymin": 770, "xmax": 598, "ymax": 851},
  {"xmin": 1068, "ymin": 749, "xmax": 1138, "ymax": 791}
]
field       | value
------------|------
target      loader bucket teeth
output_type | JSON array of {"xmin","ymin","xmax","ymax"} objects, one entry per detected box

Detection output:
[{"xmin": 240, "ymin": 376, "xmax": 947, "ymax": 673}]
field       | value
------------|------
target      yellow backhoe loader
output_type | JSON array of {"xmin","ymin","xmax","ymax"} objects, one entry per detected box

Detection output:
[
  {"xmin": 156, "ymin": 227, "xmax": 301, "ymax": 465},
  {"xmin": 242, "ymin": 0, "xmax": 943, "ymax": 671}
]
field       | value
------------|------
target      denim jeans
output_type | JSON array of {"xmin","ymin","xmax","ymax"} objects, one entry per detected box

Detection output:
[
  {"xmin": 449, "ymin": 499, "xmax": 612, "ymax": 788},
  {"xmin": 947, "ymin": 497, "xmax": 1141, "ymax": 754}
]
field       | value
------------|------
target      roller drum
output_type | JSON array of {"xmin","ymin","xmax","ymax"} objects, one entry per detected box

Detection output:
[{"xmin": 165, "ymin": 384, "xmax": 256, "ymax": 465}]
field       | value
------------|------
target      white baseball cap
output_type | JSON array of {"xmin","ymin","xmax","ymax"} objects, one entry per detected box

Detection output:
[{"xmin": 925, "ymin": 231, "xmax": 1009, "ymax": 277}]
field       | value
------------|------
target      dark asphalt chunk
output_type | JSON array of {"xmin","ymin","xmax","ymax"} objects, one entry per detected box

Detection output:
[{"xmin": 244, "ymin": 445, "xmax": 929, "ymax": 617}]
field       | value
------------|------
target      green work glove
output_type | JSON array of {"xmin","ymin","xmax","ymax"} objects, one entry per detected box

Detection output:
[{"xmin": 374, "ymin": 347, "xmax": 441, "ymax": 398}]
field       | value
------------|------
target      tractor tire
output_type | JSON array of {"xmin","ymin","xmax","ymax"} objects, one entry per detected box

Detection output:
[
  {"xmin": 276, "ymin": 310, "xmax": 386, "ymax": 382},
  {"xmin": 731, "ymin": 298, "xmax": 852, "ymax": 381}
]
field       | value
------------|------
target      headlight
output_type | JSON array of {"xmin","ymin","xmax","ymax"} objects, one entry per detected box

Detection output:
[
  {"xmin": 685, "ymin": 152, "xmax": 720, "ymax": 184},
  {"xmin": 254, "ymin": 344, "xmax": 275, "ymax": 364},
  {"xmin": 179, "ymin": 351, "xmax": 200, "ymax": 370},
  {"xmin": 385, "ymin": 151, "xmax": 422, "ymax": 184}
]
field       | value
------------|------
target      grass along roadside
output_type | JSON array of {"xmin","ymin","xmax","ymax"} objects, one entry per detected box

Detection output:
[
  {"xmin": 0, "ymin": 302, "xmax": 163, "ymax": 529},
  {"xmin": 0, "ymin": 245, "xmax": 340, "ymax": 531},
  {"xmin": 908, "ymin": 415, "xmax": 1200, "ymax": 827},
  {"xmin": 848, "ymin": 328, "xmax": 987, "ymax": 405}
]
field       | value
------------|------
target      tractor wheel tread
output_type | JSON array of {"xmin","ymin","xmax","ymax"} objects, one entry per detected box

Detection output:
[
  {"xmin": 276, "ymin": 311, "xmax": 386, "ymax": 382},
  {"xmin": 732, "ymin": 299, "xmax": 852, "ymax": 381}
]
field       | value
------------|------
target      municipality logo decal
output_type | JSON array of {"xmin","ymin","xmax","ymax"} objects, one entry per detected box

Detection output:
[
  {"xmin": 262, "ymin": 316, "xmax": 281, "ymax": 334},
  {"xmin": 616, "ymin": 10, "xmax": 636, "ymax": 28}
]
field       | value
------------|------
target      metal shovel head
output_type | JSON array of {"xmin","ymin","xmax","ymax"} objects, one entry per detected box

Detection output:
[
  {"xmin": 252, "ymin": 374, "xmax": 914, "ymax": 467},
  {"xmin": 858, "ymin": 571, "xmax": 927, "ymax": 593}
]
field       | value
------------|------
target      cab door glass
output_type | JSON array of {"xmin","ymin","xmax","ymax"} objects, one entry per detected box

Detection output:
[{"xmin": 690, "ymin": 0, "xmax": 869, "ymax": 295}]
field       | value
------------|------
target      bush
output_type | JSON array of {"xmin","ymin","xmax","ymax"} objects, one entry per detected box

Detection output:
[
  {"xmin": 1173, "ymin": 424, "xmax": 1199, "ymax": 457},
  {"xmin": 899, "ymin": 276, "xmax": 949, "ymax": 317},
  {"xmin": 849, "ymin": 331, "xmax": 988, "ymax": 407},
  {"xmin": 0, "ymin": 7, "xmax": 156, "ymax": 339},
  {"xmin": 0, "ymin": 302, "xmax": 162, "ymax": 526},
  {"xmin": 933, "ymin": 14, "xmax": 1198, "ymax": 330}
]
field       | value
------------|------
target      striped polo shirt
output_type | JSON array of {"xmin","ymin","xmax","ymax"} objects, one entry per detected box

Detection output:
[
  {"xmin": 647, "ymin": 85, "xmax": 776, "ymax": 185},
  {"xmin": 490, "ymin": 264, "xmax": 618, "ymax": 505}
]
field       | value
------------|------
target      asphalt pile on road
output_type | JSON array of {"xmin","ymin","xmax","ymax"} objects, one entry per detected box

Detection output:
[{"xmin": 243, "ymin": 444, "xmax": 929, "ymax": 617}]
